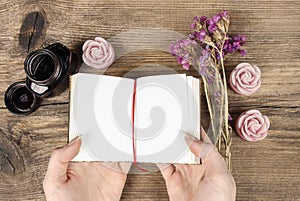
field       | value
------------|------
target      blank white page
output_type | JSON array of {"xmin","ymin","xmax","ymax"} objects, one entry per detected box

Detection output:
[
  {"xmin": 69, "ymin": 73, "xmax": 134, "ymax": 162},
  {"xmin": 134, "ymin": 74, "xmax": 197, "ymax": 163},
  {"xmin": 194, "ymin": 78, "xmax": 200, "ymax": 139}
]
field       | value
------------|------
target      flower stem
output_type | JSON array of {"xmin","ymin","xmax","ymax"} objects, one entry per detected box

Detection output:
[
  {"xmin": 219, "ymin": 51, "xmax": 232, "ymax": 171},
  {"xmin": 203, "ymin": 80, "xmax": 215, "ymax": 141}
]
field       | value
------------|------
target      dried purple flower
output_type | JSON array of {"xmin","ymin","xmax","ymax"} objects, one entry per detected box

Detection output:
[
  {"xmin": 193, "ymin": 16, "xmax": 200, "ymax": 22},
  {"xmin": 200, "ymin": 16, "xmax": 207, "ymax": 23},
  {"xmin": 194, "ymin": 30, "xmax": 206, "ymax": 41},
  {"xmin": 212, "ymin": 14, "xmax": 221, "ymax": 23},
  {"xmin": 207, "ymin": 73, "xmax": 216, "ymax": 84},
  {"xmin": 169, "ymin": 38, "xmax": 197, "ymax": 70},
  {"xmin": 188, "ymin": 33, "xmax": 195, "ymax": 40},
  {"xmin": 190, "ymin": 23, "xmax": 196, "ymax": 29},
  {"xmin": 216, "ymin": 51, "xmax": 225, "ymax": 60},
  {"xmin": 174, "ymin": 11, "xmax": 246, "ymax": 68},
  {"xmin": 240, "ymin": 35, "xmax": 246, "ymax": 42},
  {"xmin": 176, "ymin": 57, "xmax": 190, "ymax": 70},
  {"xmin": 239, "ymin": 49, "xmax": 246, "ymax": 56},
  {"xmin": 208, "ymin": 24, "xmax": 217, "ymax": 34},
  {"xmin": 221, "ymin": 35, "xmax": 247, "ymax": 58},
  {"xmin": 221, "ymin": 10, "xmax": 228, "ymax": 17},
  {"xmin": 214, "ymin": 90, "xmax": 222, "ymax": 99},
  {"xmin": 213, "ymin": 90, "xmax": 222, "ymax": 104}
]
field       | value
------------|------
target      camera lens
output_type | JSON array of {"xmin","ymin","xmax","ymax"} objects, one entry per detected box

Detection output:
[
  {"xmin": 30, "ymin": 54, "xmax": 55, "ymax": 81},
  {"xmin": 25, "ymin": 50, "xmax": 58, "ymax": 83},
  {"xmin": 11, "ymin": 87, "xmax": 34, "ymax": 110},
  {"xmin": 24, "ymin": 43, "xmax": 73, "ymax": 98},
  {"xmin": 4, "ymin": 82, "xmax": 39, "ymax": 114}
]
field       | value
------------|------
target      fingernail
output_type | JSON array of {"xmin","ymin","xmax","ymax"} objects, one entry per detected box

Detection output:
[
  {"xmin": 184, "ymin": 133, "xmax": 197, "ymax": 145},
  {"xmin": 68, "ymin": 135, "xmax": 81, "ymax": 146},
  {"xmin": 201, "ymin": 126, "xmax": 205, "ymax": 133}
]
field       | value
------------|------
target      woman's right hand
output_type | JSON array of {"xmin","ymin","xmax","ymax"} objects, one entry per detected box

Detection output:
[{"xmin": 157, "ymin": 128, "xmax": 236, "ymax": 201}]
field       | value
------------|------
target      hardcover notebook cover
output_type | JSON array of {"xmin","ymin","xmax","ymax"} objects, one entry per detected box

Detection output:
[{"xmin": 69, "ymin": 73, "xmax": 200, "ymax": 164}]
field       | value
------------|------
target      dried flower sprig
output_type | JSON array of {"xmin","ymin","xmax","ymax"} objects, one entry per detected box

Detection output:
[{"xmin": 170, "ymin": 11, "xmax": 246, "ymax": 170}]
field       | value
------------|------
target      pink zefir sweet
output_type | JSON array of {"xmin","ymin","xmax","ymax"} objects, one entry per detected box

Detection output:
[
  {"xmin": 82, "ymin": 37, "xmax": 115, "ymax": 69},
  {"xmin": 236, "ymin": 110, "xmax": 270, "ymax": 142},
  {"xmin": 229, "ymin": 62, "xmax": 261, "ymax": 96}
]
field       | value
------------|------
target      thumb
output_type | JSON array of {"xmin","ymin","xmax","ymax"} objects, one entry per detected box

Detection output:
[
  {"xmin": 156, "ymin": 163, "xmax": 175, "ymax": 181},
  {"xmin": 185, "ymin": 129, "xmax": 216, "ymax": 161},
  {"xmin": 44, "ymin": 136, "xmax": 81, "ymax": 184}
]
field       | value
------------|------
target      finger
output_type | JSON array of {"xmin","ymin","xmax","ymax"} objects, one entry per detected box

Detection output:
[
  {"xmin": 185, "ymin": 131, "xmax": 216, "ymax": 161},
  {"xmin": 185, "ymin": 134, "xmax": 202, "ymax": 157},
  {"xmin": 199, "ymin": 129, "xmax": 228, "ymax": 171},
  {"xmin": 204, "ymin": 149, "xmax": 228, "ymax": 171},
  {"xmin": 45, "ymin": 136, "xmax": 82, "ymax": 184},
  {"xmin": 186, "ymin": 129, "xmax": 229, "ymax": 174},
  {"xmin": 118, "ymin": 162, "xmax": 132, "ymax": 173},
  {"xmin": 101, "ymin": 162, "xmax": 132, "ymax": 174},
  {"xmin": 156, "ymin": 164, "xmax": 176, "ymax": 180},
  {"xmin": 201, "ymin": 126, "xmax": 213, "ymax": 144}
]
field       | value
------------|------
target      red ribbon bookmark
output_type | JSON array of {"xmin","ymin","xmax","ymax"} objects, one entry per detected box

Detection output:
[{"xmin": 131, "ymin": 79, "xmax": 148, "ymax": 172}]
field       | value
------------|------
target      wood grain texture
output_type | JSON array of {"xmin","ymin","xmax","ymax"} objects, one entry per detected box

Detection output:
[
  {"xmin": 0, "ymin": 0, "xmax": 299, "ymax": 200},
  {"xmin": 18, "ymin": 7, "xmax": 48, "ymax": 55}
]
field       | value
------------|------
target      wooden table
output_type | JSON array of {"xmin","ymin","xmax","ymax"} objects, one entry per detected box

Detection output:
[{"xmin": 0, "ymin": 0, "xmax": 299, "ymax": 200}]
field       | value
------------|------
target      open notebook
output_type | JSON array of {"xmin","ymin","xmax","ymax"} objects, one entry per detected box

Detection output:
[{"xmin": 69, "ymin": 73, "xmax": 200, "ymax": 164}]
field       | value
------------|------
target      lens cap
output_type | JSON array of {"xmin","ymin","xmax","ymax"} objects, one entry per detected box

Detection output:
[{"xmin": 4, "ymin": 82, "xmax": 40, "ymax": 114}]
